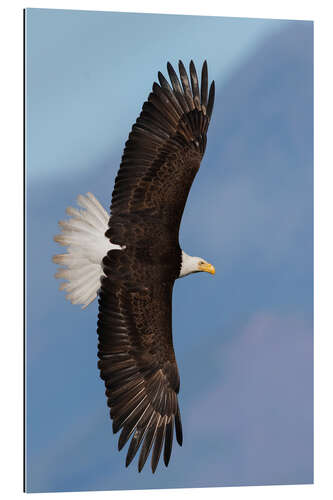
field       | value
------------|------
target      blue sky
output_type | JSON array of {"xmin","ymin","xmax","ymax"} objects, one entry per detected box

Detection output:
[{"xmin": 25, "ymin": 9, "xmax": 313, "ymax": 493}]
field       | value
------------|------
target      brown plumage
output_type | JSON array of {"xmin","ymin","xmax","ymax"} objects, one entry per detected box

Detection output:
[{"xmin": 97, "ymin": 60, "xmax": 215, "ymax": 473}]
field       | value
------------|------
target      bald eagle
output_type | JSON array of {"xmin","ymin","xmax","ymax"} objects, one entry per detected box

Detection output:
[{"xmin": 53, "ymin": 60, "xmax": 215, "ymax": 473}]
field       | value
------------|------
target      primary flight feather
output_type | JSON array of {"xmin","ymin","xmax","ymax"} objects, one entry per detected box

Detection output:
[{"xmin": 53, "ymin": 60, "xmax": 215, "ymax": 473}]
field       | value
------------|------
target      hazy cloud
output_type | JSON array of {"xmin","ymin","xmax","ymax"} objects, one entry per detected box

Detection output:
[{"xmin": 186, "ymin": 312, "xmax": 313, "ymax": 486}]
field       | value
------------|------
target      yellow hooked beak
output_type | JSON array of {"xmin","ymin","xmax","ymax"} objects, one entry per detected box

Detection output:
[{"xmin": 198, "ymin": 262, "xmax": 215, "ymax": 275}]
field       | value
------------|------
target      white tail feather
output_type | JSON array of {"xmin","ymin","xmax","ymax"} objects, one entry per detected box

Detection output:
[{"xmin": 53, "ymin": 192, "xmax": 122, "ymax": 309}]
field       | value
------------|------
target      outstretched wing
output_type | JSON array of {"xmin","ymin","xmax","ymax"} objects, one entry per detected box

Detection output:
[
  {"xmin": 110, "ymin": 60, "xmax": 215, "ymax": 231},
  {"xmin": 98, "ymin": 61, "xmax": 215, "ymax": 472},
  {"xmin": 97, "ymin": 273, "xmax": 182, "ymax": 473}
]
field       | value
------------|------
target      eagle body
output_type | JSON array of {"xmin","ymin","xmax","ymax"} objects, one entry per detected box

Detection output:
[
  {"xmin": 53, "ymin": 60, "xmax": 215, "ymax": 473},
  {"xmin": 105, "ymin": 213, "xmax": 182, "ymax": 284}
]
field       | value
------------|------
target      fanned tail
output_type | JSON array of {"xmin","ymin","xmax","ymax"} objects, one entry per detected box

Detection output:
[{"xmin": 53, "ymin": 192, "xmax": 119, "ymax": 309}]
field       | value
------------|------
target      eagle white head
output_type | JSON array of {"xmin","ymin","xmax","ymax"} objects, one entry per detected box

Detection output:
[{"xmin": 179, "ymin": 251, "xmax": 215, "ymax": 278}]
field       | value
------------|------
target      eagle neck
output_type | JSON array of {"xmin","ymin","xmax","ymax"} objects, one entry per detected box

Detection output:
[{"xmin": 179, "ymin": 251, "xmax": 194, "ymax": 278}]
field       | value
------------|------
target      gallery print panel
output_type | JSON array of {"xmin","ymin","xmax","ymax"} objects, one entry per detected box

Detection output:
[{"xmin": 24, "ymin": 8, "xmax": 313, "ymax": 493}]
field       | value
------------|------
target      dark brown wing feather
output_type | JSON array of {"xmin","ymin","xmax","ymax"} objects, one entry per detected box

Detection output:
[
  {"xmin": 109, "ymin": 60, "xmax": 215, "ymax": 232},
  {"xmin": 97, "ymin": 269, "xmax": 182, "ymax": 473},
  {"xmin": 98, "ymin": 61, "xmax": 215, "ymax": 472}
]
